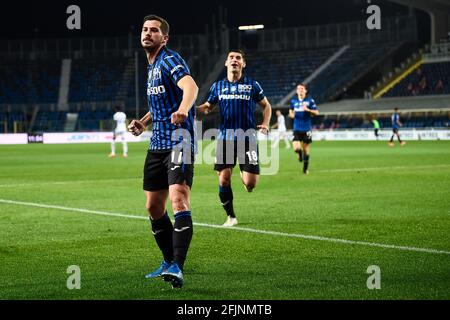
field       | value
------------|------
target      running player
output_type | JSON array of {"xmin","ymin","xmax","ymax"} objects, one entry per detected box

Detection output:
[
  {"xmin": 197, "ymin": 50, "xmax": 272, "ymax": 227},
  {"xmin": 289, "ymin": 83, "xmax": 319, "ymax": 174},
  {"xmin": 109, "ymin": 106, "xmax": 128, "ymax": 158},
  {"xmin": 127, "ymin": 15, "xmax": 198, "ymax": 289}
]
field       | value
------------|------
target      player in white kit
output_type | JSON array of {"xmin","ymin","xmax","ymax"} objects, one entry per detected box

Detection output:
[
  {"xmin": 271, "ymin": 110, "xmax": 290, "ymax": 149},
  {"xmin": 109, "ymin": 106, "xmax": 128, "ymax": 158}
]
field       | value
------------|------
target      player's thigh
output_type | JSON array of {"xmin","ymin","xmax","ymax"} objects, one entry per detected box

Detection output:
[
  {"xmin": 143, "ymin": 152, "xmax": 169, "ymax": 191},
  {"xmin": 238, "ymin": 139, "xmax": 260, "ymax": 175},
  {"xmin": 300, "ymin": 131, "xmax": 313, "ymax": 147},
  {"xmin": 214, "ymin": 139, "xmax": 236, "ymax": 172},
  {"xmin": 237, "ymin": 138, "xmax": 258, "ymax": 166},
  {"xmin": 302, "ymin": 142, "xmax": 311, "ymax": 153},
  {"xmin": 166, "ymin": 148, "xmax": 195, "ymax": 190},
  {"xmin": 145, "ymin": 190, "xmax": 169, "ymax": 219},
  {"xmin": 292, "ymin": 141, "xmax": 301, "ymax": 150}
]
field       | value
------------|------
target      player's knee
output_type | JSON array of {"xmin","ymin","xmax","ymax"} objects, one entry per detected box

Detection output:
[
  {"xmin": 219, "ymin": 176, "xmax": 231, "ymax": 186},
  {"xmin": 219, "ymin": 171, "xmax": 232, "ymax": 186},
  {"xmin": 145, "ymin": 203, "xmax": 165, "ymax": 219},
  {"xmin": 169, "ymin": 188, "xmax": 190, "ymax": 212},
  {"xmin": 244, "ymin": 181, "xmax": 256, "ymax": 192},
  {"xmin": 171, "ymin": 196, "xmax": 189, "ymax": 212}
]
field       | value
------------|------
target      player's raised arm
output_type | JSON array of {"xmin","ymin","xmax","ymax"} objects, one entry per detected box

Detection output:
[
  {"xmin": 257, "ymin": 97, "xmax": 272, "ymax": 135},
  {"xmin": 171, "ymin": 75, "xmax": 198, "ymax": 125}
]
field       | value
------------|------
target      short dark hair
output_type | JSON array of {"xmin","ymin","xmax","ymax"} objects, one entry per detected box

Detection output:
[
  {"xmin": 143, "ymin": 15, "xmax": 170, "ymax": 35},
  {"xmin": 394, "ymin": 107, "xmax": 399, "ymax": 111},
  {"xmin": 228, "ymin": 49, "xmax": 246, "ymax": 62},
  {"xmin": 298, "ymin": 83, "xmax": 308, "ymax": 91}
]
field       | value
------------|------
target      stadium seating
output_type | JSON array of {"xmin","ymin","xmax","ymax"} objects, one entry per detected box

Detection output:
[
  {"xmin": 33, "ymin": 111, "xmax": 66, "ymax": 133},
  {"xmin": 308, "ymin": 43, "xmax": 401, "ymax": 103},
  {"xmin": 383, "ymin": 62, "xmax": 450, "ymax": 97},
  {"xmin": 69, "ymin": 57, "xmax": 128, "ymax": 102},
  {"xmin": 0, "ymin": 60, "xmax": 60, "ymax": 104},
  {"xmin": 0, "ymin": 111, "xmax": 27, "ymax": 133},
  {"xmin": 215, "ymin": 48, "xmax": 338, "ymax": 105}
]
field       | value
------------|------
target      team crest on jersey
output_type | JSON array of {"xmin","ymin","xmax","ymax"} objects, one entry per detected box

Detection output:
[
  {"xmin": 238, "ymin": 84, "xmax": 252, "ymax": 93},
  {"xmin": 230, "ymin": 86, "xmax": 237, "ymax": 93},
  {"xmin": 149, "ymin": 67, "xmax": 162, "ymax": 81}
]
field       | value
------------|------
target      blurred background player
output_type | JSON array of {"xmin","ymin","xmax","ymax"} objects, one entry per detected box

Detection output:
[
  {"xmin": 271, "ymin": 110, "xmax": 290, "ymax": 149},
  {"xmin": 389, "ymin": 107, "xmax": 406, "ymax": 147},
  {"xmin": 109, "ymin": 106, "xmax": 128, "ymax": 158},
  {"xmin": 197, "ymin": 49, "xmax": 272, "ymax": 227},
  {"xmin": 289, "ymin": 83, "xmax": 319, "ymax": 174},
  {"xmin": 127, "ymin": 15, "xmax": 198, "ymax": 289},
  {"xmin": 371, "ymin": 115, "xmax": 380, "ymax": 140}
]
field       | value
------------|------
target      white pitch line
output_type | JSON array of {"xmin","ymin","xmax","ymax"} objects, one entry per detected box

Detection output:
[{"xmin": 1, "ymin": 198, "xmax": 450, "ymax": 256}]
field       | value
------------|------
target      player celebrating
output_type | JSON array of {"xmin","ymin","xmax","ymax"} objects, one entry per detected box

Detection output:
[
  {"xmin": 127, "ymin": 15, "xmax": 198, "ymax": 289},
  {"xmin": 271, "ymin": 110, "xmax": 290, "ymax": 149},
  {"xmin": 109, "ymin": 106, "xmax": 128, "ymax": 158},
  {"xmin": 389, "ymin": 107, "xmax": 406, "ymax": 147},
  {"xmin": 289, "ymin": 84, "xmax": 319, "ymax": 174},
  {"xmin": 197, "ymin": 50, "xmax": 272, "ymax": 227}
]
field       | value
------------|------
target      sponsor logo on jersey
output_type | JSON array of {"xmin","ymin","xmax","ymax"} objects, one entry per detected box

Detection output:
[
  {"xmin": 147, "ymin": 85, "xmax": 166, "ymax": 95},
  {"xmin": 218, "ymin": 94, "xmax": 251, "ymax": 100}
]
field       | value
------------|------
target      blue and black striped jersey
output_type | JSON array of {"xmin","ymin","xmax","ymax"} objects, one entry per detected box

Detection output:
[
  {"xmin": 146, "ymin": 46, "xmax": 196, "ymax": 151},
  {"xmin": 391, "ymin": 113, "xmax": 400, "ymax": 129},
  {"xmin": 207, "ymin": 76, "xmax": 265, "ymax": 140},
  {"xmin": 290, "ymin": 96, "xmax": 318, "ymax": 132}
]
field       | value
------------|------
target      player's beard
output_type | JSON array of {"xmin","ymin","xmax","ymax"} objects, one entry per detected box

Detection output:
[{"xmin": 142, "ymin": 38, "xmax": 162, "ymax": 53}]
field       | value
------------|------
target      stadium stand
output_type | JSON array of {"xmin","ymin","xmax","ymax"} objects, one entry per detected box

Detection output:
[
  {"xmin": 243, "ymin": 47, "xmax": 337, "ymax": 104},
  {"xmin": 33, "ymin": 111, "xmax": 66, "ymax": 133},
  {"xmin": 383, "ymin": 61, "xmax": 450, "ymax": 97},
  {"xmin": 0, "ymin": 15, "xmax": 444, "ymax": 134},
  {"xmin": 0, "ymin": 59, "xmax": 60, "ymax": 104},
  {"xmin": 69, "ymin": 57, "xmax": 128, "ymax": 102},
  {"xmin": 308, "ymin": 42, "xmax": 402, "ymax": 103}
]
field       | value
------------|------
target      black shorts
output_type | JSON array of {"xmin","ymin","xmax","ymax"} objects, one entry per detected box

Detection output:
[
  {"xmin": 214, "ymin": 139, "xmax": 260, "ymax": 174},
  {"xmin": 293, "ymin": 131, "xmax": 313, "ymax": 144},
  {"xmin": 143, "ymin": 150, "xmax": 194, "ymax": 191},
  {"xmin": 392, "ymin": 128, "xmax": 399, "ymax": 134}
]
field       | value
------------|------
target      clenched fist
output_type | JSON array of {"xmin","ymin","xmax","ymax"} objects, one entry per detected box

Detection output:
[{"xmin": 128, "ymin": 120, "xmax": 145, "ymax": 136}]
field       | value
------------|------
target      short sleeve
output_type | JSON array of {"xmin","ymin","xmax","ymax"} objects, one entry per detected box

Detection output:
[
  {"xmin": 290, "ymin": 99, "xmax": 295, "ymax": 110},
  {"xmin": 309, "ymin": 98, "xmax": 318, "ymax": 110},
  {"xmin": 252, "ymin": 81, "xmax": 265, "ymax": 102},
  {"xmin": 207, "ymin": 82, "xmax": 218, "ymax": 105},
  {"xmin": 161, "ymin": 53, "xmax": 190, "ymax": 84}
]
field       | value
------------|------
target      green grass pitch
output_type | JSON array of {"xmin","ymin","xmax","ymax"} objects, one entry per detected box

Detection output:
[{"xmin": 0, "ymin": 140, "xmax": 449, "ymax": 299}]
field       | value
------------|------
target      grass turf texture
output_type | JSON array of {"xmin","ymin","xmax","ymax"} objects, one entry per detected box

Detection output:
[{"xmin": 0, "ymin": 140, "xmax": 449, "ymax": 299}]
